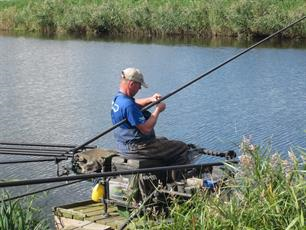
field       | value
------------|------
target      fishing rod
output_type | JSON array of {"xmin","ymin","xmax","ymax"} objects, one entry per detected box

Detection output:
[
  {"xmin": 0, "ymin": 142, "xmax": 96, "ymax": 164},
  {"xmin": 0, "ymin": 142, "xmax": 96, "ymax": 159},
  {"xmin": 0, "ymin": 160, "xmax": 238, "ymax": 187},
  {"xmin": 0, "ymin": 148, "xmax": 68, "ymax": 154},
  {"xmin": 2, "ymin": 180, "xmax": 82, "ymax": 202},
  {"xmin": 0, "ymin": 142, "xmax": 96, "ymax": 149},
  {"xmin": 0, "ymin": 146, "xmax": 76, "ymax": 152},
  {"xmin": 0, "ymin": 151, "xmax": 72, "ymax": 158},
  {"xmin": 0, "ymin": 156, "xmax": 68, "ymax": 164},
  {"xmin": 70, "ymin": 15, "xmax": 306, "ymax": 154}
]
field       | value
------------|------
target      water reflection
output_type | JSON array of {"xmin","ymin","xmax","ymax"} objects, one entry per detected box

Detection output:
[{"xmin": 1, "ymin": 30, "xmax": 306, "ymax": 49}]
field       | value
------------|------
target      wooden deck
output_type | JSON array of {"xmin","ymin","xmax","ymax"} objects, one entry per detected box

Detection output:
[{"xmin": 53, "ymin": 200, "xmax": 131, "ymax": 230}]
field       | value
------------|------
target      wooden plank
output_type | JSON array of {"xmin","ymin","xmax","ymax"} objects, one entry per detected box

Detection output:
[
  {"xmin": 92, "ymin": 215, "xmax": 127, "ymax": 230},
  {"xmin": 73, "ymin": 204, "xmax": 105, "ymax": 213},
  {"xmin": 84, "ymin": 205, "xmax": 119, "ymax": 217},
  {"xmin": 86, "ymin": 213, "xmax": 124, "ymax": 223},
  {"xmin": 54, "ymin": 216, "xmax": 112, "ymax": 230},
  {"xmin": 55, "ymin": 200, "xmax": 95, "ymax": 209},
  {"xmin": 73, "ymin": 202, "xmax": 103, "ymax": 211},
  {"xmin": 55, "ymin": 207, "xmax": 86, "ymax": 220},
  {"xmin": 84, "ymin": 210, "xmax": 106, "ymax": 218},
  {"xmin": 54, "ymin": 201, "xmax": 128, "ymax": 226}
]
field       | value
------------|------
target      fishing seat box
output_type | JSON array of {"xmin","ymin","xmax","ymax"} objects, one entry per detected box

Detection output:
[
  {"xmin": 111, "ymin": 156, "xmax": 173, "ymax": 185},
  {"xmin": 111, "ymin": 156, "xmax": 162, "ymax": 170}
]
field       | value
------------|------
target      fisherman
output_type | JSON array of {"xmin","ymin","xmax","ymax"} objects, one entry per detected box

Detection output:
[
  {"xmin": 111, "ymin": 67, "xmax": 189, "ymax": 166},
  {"xmin": 73, "ymin": 68, "xmax": 235, "ymax": 175}
]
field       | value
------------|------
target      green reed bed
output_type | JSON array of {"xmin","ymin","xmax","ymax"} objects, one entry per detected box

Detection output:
[
  {"xmin": 0, "ymin": 193, "xmax": 48, "ymax": 230},
  {"xmin": 0, "ymin": 0, "xmax": 305, "ymax": 38},
  {"xmin": 134, "ymin": 140, "xmax": 305, "ymax": 229}
]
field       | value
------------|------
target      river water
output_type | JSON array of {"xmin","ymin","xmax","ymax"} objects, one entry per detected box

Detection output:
[{"xmin": 0, "ymin": 34, "xmax": 305, "ymax": 226}]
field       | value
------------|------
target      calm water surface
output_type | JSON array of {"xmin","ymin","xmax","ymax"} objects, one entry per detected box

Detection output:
[{"xmin": 0, "ymin": 35, "xmax": 305, "ymax": 226}]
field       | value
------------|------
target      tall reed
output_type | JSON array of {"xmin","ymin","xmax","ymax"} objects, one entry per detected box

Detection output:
[
  {"xmin": 0, "ymin": 193, "xmax": 48, "ymax": 230},
  {"xmin": 0, "ymin": 0, "xmax": 305, "ymax": 38}
]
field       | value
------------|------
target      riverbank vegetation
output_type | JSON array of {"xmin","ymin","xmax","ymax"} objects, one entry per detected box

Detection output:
[
  {"xmin": 135, "ymin": 138, "xmax": 306, "ymax": 229},
  {"xmin": 0, "ymin": 141, "xmax": 304, "ymax": 229},
  {"xmin": 0, "ymin": 0, "xmax": 305, "ymax": 38},
  {"xmin": 0, "ymin": 193, "xmax": 48, "ymax": 230}
]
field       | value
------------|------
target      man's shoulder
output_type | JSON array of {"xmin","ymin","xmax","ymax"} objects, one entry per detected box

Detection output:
[
  {"xmin": 113, "ymin": 94, "xmax": 137, "ymax": 112},
  {"xmin": 116, "ymin": 95, "xmax": 134, "ymax": 105}
]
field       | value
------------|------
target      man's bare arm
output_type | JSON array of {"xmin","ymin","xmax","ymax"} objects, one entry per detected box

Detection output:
[{"xmin": 136, "ymin": 102, "xmax": 166, "ymax": 134}]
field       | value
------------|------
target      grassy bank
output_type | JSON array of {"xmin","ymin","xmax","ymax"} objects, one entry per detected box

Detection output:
[
  {"xmin": 0, "ymin": 193, "xmax": 48, "ymax": 230},
  {"xmin": 0, "ymin": 142, "xmax": 304, "ymax": 229},
  {"xmin": 0, "ymin": 0, "xmax": 305, "ymax": 38},
  {"xmin": 135, "ymin": 138, "xmax": 306, "ymax": 229}
]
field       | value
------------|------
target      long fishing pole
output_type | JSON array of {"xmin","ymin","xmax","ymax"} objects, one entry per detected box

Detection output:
[
  {"xmin": 0, "ymin": 151, "xmax": 72, "ymax": 158},
  {"xmin": 0, "ymin": 143, "xmax": 95, "ymax": 164},
  {"xmin": 0, "ymin": 157, "xmax": 68, "ymax": 164},
  {"xmin": 0, "ymin": 142, "xmax": 95, "ymax": 159},
  {"xmin": 0, "ymin": 146, "xmax": 75, "ymax": 152},
  {"xmin": 0, "ymin": 142, "xmax": 96, "ymax": 149},
  {"xmin": 2, "ymin": 180, "xmax": 82, "ymax": 202},
  {"xmin": 70, "ymin": 15, "xmax": 306, "ymax": 154},
  {"xmin": 0, "ymin": 160, "xmax": 238, "ymax": 187},
  {"xmin": 0, "ymin": 148, "xmax": 68, "ymax": 154}
]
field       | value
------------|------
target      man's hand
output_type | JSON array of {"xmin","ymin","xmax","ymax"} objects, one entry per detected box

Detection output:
[
  {"xmin": 152, "ymin": 93, "xmax": 165, "ymax": 112},
  {"xmin": 156, "ymin": 102, "xmax": 166, "ymax": 113},
  {"xmin": 135, "ymin": 93, "xmax": 162, "ymax": 107},
  {"xmin": 151, "ymin": 93, "xmax": 162, "ymax": 102}
]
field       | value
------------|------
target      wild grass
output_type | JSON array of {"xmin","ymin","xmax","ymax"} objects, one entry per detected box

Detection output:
[
  {"xmin": 0, "ymin": 193, "xmax": 48, "ymax": 230},
  {"xmin": 0, "ymin": 0, "xmax": 305, "ymax": 38},
  {"xmin": 134, "ymin": 138, "xmax": 306, "ymax": 229}
]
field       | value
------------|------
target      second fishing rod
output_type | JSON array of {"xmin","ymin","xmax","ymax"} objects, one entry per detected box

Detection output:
[{"xmin": 70, "ymin": 15, "xmax": 306, "ymax": 155}]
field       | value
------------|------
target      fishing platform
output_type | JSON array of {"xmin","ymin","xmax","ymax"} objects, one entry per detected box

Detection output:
[
  {"xmin": 53, "ymin": 200, "xmax": 126, "ymax": 230},
  {"xmin": 51, "ymin": 146, "xmax": 235, "ymax": 230},
  {"xmin": 0, "ymin": 142, "xmax": 237, "ymax": 230},
  {"xmin": 52, "ymin": 164, "xmax": 229, "ymax": 230}
]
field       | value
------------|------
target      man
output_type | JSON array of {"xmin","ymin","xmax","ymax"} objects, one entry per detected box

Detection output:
[{"xmin": 111, "ymin": 67, "xmax": 189, "ymax": 166}]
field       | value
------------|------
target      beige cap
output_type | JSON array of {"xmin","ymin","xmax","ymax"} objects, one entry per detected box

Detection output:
[{"xmin": 121, "ymin": 67, "xmax": 148, "ymax": 88}]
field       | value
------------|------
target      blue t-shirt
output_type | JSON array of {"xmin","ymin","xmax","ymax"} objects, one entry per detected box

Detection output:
[{"xmin": 111, "ymin": 92, "xmax": 155, "ymax": 153}]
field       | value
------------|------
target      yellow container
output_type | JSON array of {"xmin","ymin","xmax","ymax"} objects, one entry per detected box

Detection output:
[{"xmin": 91, "ymin": 183, "xmax": 105, "ymax": 202}]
